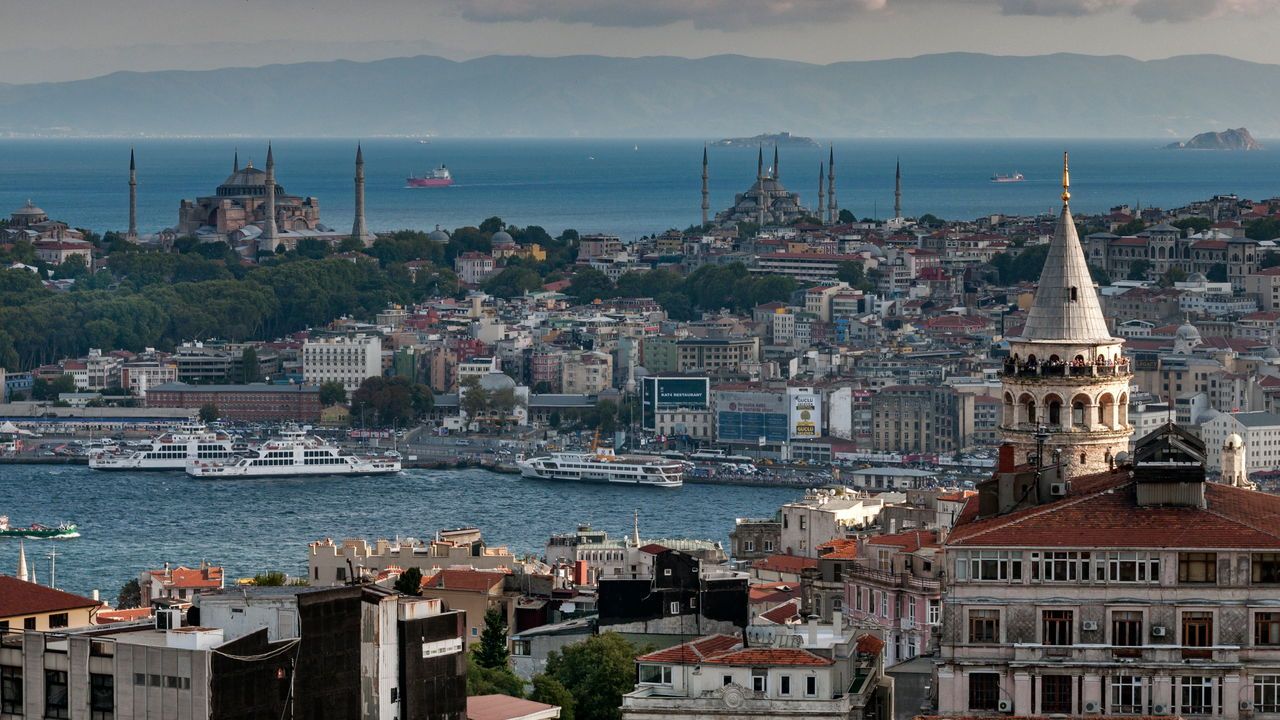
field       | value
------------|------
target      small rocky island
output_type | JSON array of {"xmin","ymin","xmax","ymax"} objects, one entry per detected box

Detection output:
[
  {"xmin": 713, "ymin": 131, "xmax": 819, "ymax": 148},
  {"xmin": 1166, "ymin": 127, "xmax": 1263, "ymax": 151}
]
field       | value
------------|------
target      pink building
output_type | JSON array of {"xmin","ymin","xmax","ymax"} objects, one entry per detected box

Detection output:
[{"xmin": 844, "ymin": 529, "xmax": 942, "ymax": 667}]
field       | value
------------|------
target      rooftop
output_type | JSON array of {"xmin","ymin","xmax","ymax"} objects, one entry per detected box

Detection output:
[{"xmin": 0, "ymin": 576, "xmax": 101, "ymax": 619}]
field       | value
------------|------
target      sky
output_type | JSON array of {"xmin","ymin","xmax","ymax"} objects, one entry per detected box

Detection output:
[{"xmin": 2, "ymin": 0, "xmax": 1279, "ymax": 84}]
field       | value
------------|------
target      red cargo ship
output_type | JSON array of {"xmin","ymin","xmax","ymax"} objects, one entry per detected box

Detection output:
[{"xmin": 407, "ymin": 165, "xmax": 454, "ymax": 188}]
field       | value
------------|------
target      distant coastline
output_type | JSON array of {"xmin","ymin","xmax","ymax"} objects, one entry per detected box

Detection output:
[
  {"xmin": 712, "ymin": 132, "xmax": 819, "ymax": 148},
  {"xmin": 1165, "ymin": 127, "xmax": 1262, "ymax": 151}
]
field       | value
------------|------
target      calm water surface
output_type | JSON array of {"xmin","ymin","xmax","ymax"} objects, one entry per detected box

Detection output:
[{"xmin": 0, "ymin": 464, "xmax": 801, "ymax": 597}]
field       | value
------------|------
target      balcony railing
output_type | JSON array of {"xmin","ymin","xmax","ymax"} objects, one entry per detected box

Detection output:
[
  {"xmin": 1012, "ymin": 643, "xmax": 1240, "ymax": 665},
  {"xmin": 1002, "ymin": 359, "xmax": 1130, "ymax": 379},
  {"xmin": 847, "ymin": 562, "xmax": 942, "ymax": 593}
]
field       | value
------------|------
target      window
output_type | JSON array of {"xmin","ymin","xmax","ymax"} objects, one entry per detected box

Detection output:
[
  {"xmin": 1041, "ymin": 675, "xmax": 1072, "ymax": 714},
  {"xmin": 1178, "ymin": 553, "xmax": 1217, "ymax": 584},
  {"xmin": 1033, "ymin": 551, "xmax": 1091, "ymax": 582},
  {"xmin": 722, "ymin": 675, "xmax": 733, "ymax": 687},
  {"xmin": 1042, "ymin": 609, "xmax": 1074, "ymax": 646},
  {"xmin": 1256, "ymin": 675, "xmax": 1280, "ymax": 714},
  {"xmin": 1177, "ymin": 676, "xmax": 1216, "ymax": 716},
  {"xmin": 1258, "ymin": 613, "xmax": 1280, "ymax": 646},
  {"xmin": 90, "ymin": 673, "xmax": 114, "ymax": 720},
  {"xmin": 968, "ymin": 609, "xmax": 999, "ymax": 644},
  {"xmin": 1253, "ymin": 553, "xmax": 1280, "ymax": 583},
  {"xmin": 1112, "ymin": 610, "xmax": 1143, "ymax": 647},
  {"xmin": 744, "ymin": 540, "xmax": 755, "ymax": 552},
  {"xmin": 45, "ymin": 670, "xmax": 69, "ymax": 719},
  {"xmin": 968, "ymin": 673, "xmax": 1000, "ymax": 712},
  {"xmin": 958, "ymin": 550, "xmax": 1023, "ymax": 581},
  {"xmin": 752, "ymin": 669, "xmax": 767, "ymax": 693},
  {"xmin": 805, "ymin": 676, "xmax": 818, "ymax": 697},
  {"xmin": 928, "ymin": 599, "xmax": 941, "ymax": 626},
  {"xmin": 1182, "ymin": 612, "xmax": 1213, "ymax": 647},
  {"xmin": 638, "ymin": 665, "xmax": 672, "ymax": 685},
  {"xmin": 47, "ymin": 612, "xmax": 69, "ymax": 629},
  {"xmin": 23, "ymin": 618, "xmax": 35, "ymax": 630},
  {"xmin": 1110, "ymin": 676, "xmax": 1146, "ymax": 714},
  {"xmin": 780, "ymin": 675, "xmax": 791, "ymax": 696},
  {"xmin": 764, "ymin": 540, "xmax": 774, "ymax": 552},
  {"xmin": 880, "ymin": 593, "xmax": 888, "ymax": 617},
  {"xmin": 511, "ymin": 640, "xmax": 531, "ymax": 656},
  {"xmin": 1, "ymin": 666, "xmax": 21, "ymax": 715},
  {"xmin": 669, "ymin": 601, "xmax": 681, "ymax": 615},
  {"xmin": 1103, "ymin": 552, "xmax": 1159, "ymax": 583}
]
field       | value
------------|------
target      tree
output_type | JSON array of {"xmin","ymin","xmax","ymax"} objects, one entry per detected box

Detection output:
[
  {"xmin": 530, "ymin": 674, "xmax": 575, "ymax": 720},
  {"xmin": 31, "ymin": 374, "xmax": 77, "ymax": 401},
  {"xmin": 240, "ymin": 347, "xmax": 261, "ymax": 383},
  {"xmin": 319, "ymin": 381, "xmax": 347, "ymax": 407},
  {"xmin": 484, "ymin": 266, "xmax": 543, "ymax": 298},
  {"xmin": 1207, "ymin": 262, "xmax": 1229, "ymax": 283},
  {"xmin": 544, "ymin": 633, "xmax": 641, "ymax": 720},
  {"xmin": 1088, "ymin": 264, "xmax": 1112, "ymax": 286},
  {"xmin": 1158, "ymin": 267, "xmax": 1188, "ymax": 287},
  {"xmin": 838, "ymin": 209, "xmax": 855, "ymax": 223},
  {"xmin": 1127, "ymin": 259, "xmax": 1152, "ymax": 281},
  {"xmin": 918, "ymin": 213, "xmax": 944, "ymax": 228},
  {"xmin": 351, "ymin": 376, "xmax": 435, "ymax": 427},
  {"xmin": 198, "ymin": 403, "xmax": 219, "ymax": 423},
  {"xmin": 1173, "ymin": 217, "xmax": 1213, "ymax": 234},
  {"xmin": 567, "ymin": 268, "xmax": 614, "ymax": 303},
  {"xmin": 117, "ymin": 579, "xmax": 143, "ymax": 609},
  {"xmin": 479, "ymin": 217, "xmax": 506, "ymax": 234},
  {"xmin": 1263, "ymin": 252, "xmax": 1280, "ymax": 270},
  {"xmin": 460, "ymin": 376, "xmax": 491, "ymax": 420},
  {"xmin": 394, "ymin": 567, "xmax": 423, "ymax": 596},
  {"xmin": 1115, "ymin": 219, "xmax": 1146, "ymax": 236},
  {"xmin": 55, "ymin": 254, "xmax": 90, "ymax": 280},
  {"xmin": 548, "ymin": 410, "xmax": 562, "ymax": 429},
  {"xmin": 247, "ymin": 571, "xmax": 289, "ymax": 586},
  {"xmin": 467, "ymin": 652, "xmax": 525, "ymax": 697},
  {"xmin": 836, "ymin": 260, "xmax": 874, "ymax": 292},
  {"xmin": 1247, "ymin": 217, "xmax": 1280, "ymax": 242},
  {"xmin": 474, "ymin": 607, "xmax": 511, "ymax": 669}
]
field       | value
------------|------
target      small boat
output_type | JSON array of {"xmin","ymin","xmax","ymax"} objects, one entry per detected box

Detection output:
[
  {"xmin": 407, "ymin": 165, "xmax": 454, "ymax": 188},
  {"xmin": 0, "ymin": 515, "xmax": 78, "ymax": 539},
  {"xmin": 991, "ymin": 172, "xmax": 1025, "ymax": 183}
]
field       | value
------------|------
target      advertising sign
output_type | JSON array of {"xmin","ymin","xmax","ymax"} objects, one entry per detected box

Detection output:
[
  {"xmin": 788, "ymin": 388, "xmax": 821, "ymax": 439},
  {"xmin": 642, "ymin": 376, "xmax": 710, "ymax": 430}
]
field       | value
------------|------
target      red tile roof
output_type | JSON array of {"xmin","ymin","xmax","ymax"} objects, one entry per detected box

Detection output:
[
  {"xmin": 147, "ymin": 565, "xmax": 224, "ymax": 589},
  {"xmin": 96, "ymin": 607, "xmax": 153, "ymax": 624},
  {"xmin": 0, "ymin": 576, "xmax": 101, "ymax": 619},
  {"xmin": 948, "ymin": 469, "xmax": 1280, "ymax": 549},
  {"xmin": 752, "ymin": 555, "xmax": 819, "ymax": 574},
  {"xmin": 422, "ymin": 569, "xmax": 508, "ymax": 593},
  {"xmin": 758, "ymin": 600, "xmax": 801, "ymax": 625},
  {"xmin": 867, "ymin": 529, "xmax": 940, "ymax": 553},
  {"xmin": 817, "ymin": 538, "xmax": 859, "ymax": 560},
  {"xmin": 748, "ymin": 582, "xmax": 800, "ymax": 605},
  {"xmin": 468, "ymin": 694, "xmax": 560, "ymax": 720},
  {"xmin": 856, "ymin": 634, "xmax": 885, "ymax": 655},
  {"xmin": 637, "ymin": 543, "xmax": 669, "ymax": 555},
  {"xmin": 637, "ymin": 633, "xmax": 832, "ymax": 667}
]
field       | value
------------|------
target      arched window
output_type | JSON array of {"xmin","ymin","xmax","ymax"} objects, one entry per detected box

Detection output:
[
  {"xmin": 1070, "ymin": 287, "xmax": 1079, "ymax": 302},
  {"xmin": 1080, "ymin": 452, "xmax": 1087, "ymax": 465},
  {"xmin": 1047, "ymin": 396, "xmax": 1062, "ymax": 426},
  {"xmin": 1072, "ymin": 401, "xmax": 1085, "ymax": 427}
]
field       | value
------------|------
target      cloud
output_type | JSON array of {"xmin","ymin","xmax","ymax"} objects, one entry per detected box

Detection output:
[{"xmin": 447, "ymin": 0, "xmax": 1277, "ymax": 27}]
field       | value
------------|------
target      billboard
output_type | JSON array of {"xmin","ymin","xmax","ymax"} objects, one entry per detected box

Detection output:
[
  {"xmin": 788, "ymin": 387, "xmax": 822, "ymax": 440},
  {"xmin": 715, "ymin": 390, "xmax": 789, "ymax": 445},
  {"xmin": 642, "ymin": 376, "xmax": 710, "ymax": 430}
]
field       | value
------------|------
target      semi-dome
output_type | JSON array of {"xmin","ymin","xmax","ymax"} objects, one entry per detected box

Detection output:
[
  {"xmin": 12, "ymin": 200, "xmax": 46, "ymax": 217},
  {"xmin": 478, "ymin": 372, "xmax": 516, "ymax": 392},
  {"xmin": 491, "ymin": 230, "xmax": 515, "ymax": 247},
  {"xmin": 1226, "ymin": 433, "xmax": 1244, "ymax": 448},
  {"xmin": 427, "ymin": 225, "xmax": 451, "ymax": 243},
  {"xmin": 1187, "ymin": 272, "xmax": 1208, "ymax": 283},
  {"xmin": 1264, "ymin": 346, "xmax": 1280, "ymax": 360}
]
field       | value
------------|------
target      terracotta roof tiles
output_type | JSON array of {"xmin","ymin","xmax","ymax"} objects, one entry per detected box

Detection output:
[
  {"xmin": 0, "ymin": 576, "xmax": 100, "ymax": 619},
  {"xmin": 637, "ymin": 634, "xmax": 833, "ymax": 667}
]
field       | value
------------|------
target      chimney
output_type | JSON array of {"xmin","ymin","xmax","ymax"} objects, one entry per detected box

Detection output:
[
  {"xmin": 998, "ymin": 443, "xmax": 1016, "ymax": 472},
  {"xmin": 832, "ymin": 609, "xmax": 843, "ymax": 632},
  {"xmin": 807, "ymin": 615, "xmax": 818, "ymax": 645}
]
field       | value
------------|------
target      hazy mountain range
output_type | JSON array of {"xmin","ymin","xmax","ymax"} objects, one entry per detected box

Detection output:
[{"xmin": 2, "ymin": 52, "xmax": 1279, "ymax": 138}]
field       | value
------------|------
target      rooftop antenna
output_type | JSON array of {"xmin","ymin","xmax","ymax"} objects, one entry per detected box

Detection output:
[{"xmin": 47, "ymin": 548, "xmax": 57, "ymax": 590}]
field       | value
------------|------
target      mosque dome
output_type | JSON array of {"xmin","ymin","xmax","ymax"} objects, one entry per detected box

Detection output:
[
  {"xmin": 855, "ymin": 243, "xmax": 885, "ymax": 258},
  {"xmin": 491, "ymin": 230, "xmax": 515, "ymax": 247},
  {"xmin": 478, "ymin": 372, "xmax": 516, "ymax": 392},
  {"xmin": 12, "ymin": 200, "xmax": 46, "ymax": 217},
  {"xmin": 427, "ymin": 226, "xmax": 451, "ymax": 243},
  {"xmin": 1175, "ymin": 322, "xmax": 1201, "ymax": 343},
  {"xmin": 1265, "ymin": 346, "xmax": 1280, "ymax": 361},
  {"xmin": 1187, "ymin": 272, "xmax": 1208, "ymax": 283}
]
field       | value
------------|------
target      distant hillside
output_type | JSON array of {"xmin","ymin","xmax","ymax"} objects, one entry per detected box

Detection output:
[
  {"xmin": 2, "ymin": 53, "xmax": 1280, "ymax": 138},
  {"xmin": 1167, "ymin": 127, "xmax": 1263, "ymax": 150}
]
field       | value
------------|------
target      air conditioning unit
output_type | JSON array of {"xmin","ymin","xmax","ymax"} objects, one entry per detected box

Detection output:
[
  {"xmin": 1082, "ymin": 620, "xmax": 1099, "ymax": 631},
  {"xmin": 1241, "ymin": 700, "xmax": 1254, "ymax": 711},
  {"xmin": 1153, "ymin": 704, "xmax": 1170, "ymax": 716},
  {"xmin": 1049, "ymin": 482, "xmax": 1068, "ymax": 497},
  {"xmin": 997, "ymin": 700, "xmax": 1013, "ymax": 713},
  {"xmin": 1084, "ymin": 700, "xmax": 1099, "ymax": 713},
  {"xmin": 1151, "ymin": 625, "xmax": 1168, "ymax": 637}
]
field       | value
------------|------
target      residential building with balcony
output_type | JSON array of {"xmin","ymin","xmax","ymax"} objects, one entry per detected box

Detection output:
[
  {"xmin": 843, "ymin": 531, "xmax": 942, "ymax": 667},
  {"xmin": 937, "ymin": 424, "xmax": 1280, "ymax": 719},
  {"xmin": 307, "ymin": 529, "xmax": 516, "ymax": 587}
]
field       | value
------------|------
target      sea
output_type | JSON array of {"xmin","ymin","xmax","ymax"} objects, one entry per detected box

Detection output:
[
  {"xmin": 0, "ymin": 464, "xmax": 801, "ymax": 598},
  {"xmin": 2, "ymin": 138, "xmax": 1280, "ymax": 239}
]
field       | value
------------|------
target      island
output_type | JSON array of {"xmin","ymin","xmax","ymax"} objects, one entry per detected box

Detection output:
[
  {"xmin": 1166, "ymin": 127, "xmax": 1262, "ymax": 151},
  {"xmin": 712, "ymin": 132, "xmax": 819, "ymax": 148}
]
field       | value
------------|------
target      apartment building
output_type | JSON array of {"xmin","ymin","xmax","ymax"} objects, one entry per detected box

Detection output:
[
  {"xmin": 302, "ymin": 334, "xmax": 382, "ymax": 392},
  {"xmin": 843, "ymin": 530, "xmax": 943, "ymax": 667}
]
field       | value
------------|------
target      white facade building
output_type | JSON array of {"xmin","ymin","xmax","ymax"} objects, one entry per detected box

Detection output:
[
  {"xmin": 302, "ymin": 334, "xmax": 382, "ymax": 392},
  {"xmin": 1201, "ymin": 411, "xmax": 1280, "ymax": 475}
]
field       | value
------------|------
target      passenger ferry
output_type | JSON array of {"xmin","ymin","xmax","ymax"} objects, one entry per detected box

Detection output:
[
  {"xmin": 518, "ymin": 447, "xmax": 684, "ymax": 488},
  {"xmin": 186, "ymin": 427, "xmax": 400, "ymax": 479},
  {"xmin": 88, "ymin": 424, "xmax": 236, "ymax": 471}
]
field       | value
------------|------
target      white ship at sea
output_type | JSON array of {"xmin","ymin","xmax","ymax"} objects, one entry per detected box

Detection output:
[
  {"xmin": 518, "ymin": 446, "xmax": 684, "ymax": 488},
  {"xmin": 88, "ymin": 424, "xmax": 235, "ymax": 471},
  {"xmin": 186, "ymin": 427, "xmax": 400, "ymax": 479}
]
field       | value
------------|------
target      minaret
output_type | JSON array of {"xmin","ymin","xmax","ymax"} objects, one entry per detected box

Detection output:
[
  {"xmin": 233, "ymin": 149, "xmax": 239, "ymax": 174},
  {"xmin": 772, "ymin": 145, "xmax": 780, "ymax": 181},
  {"xmin": 817, "ymin": 163, "xmax": 825, "ymax": 222},
  {"xmin": 351, "ymin": 144, "xmax": 373, "ymax": 247},
  {"xmin": 126, "ymin": 148, "xmax": 139, "ymax": 243},
  {"xmin": 893, "ymin": 158, "xmax": 902, "ymax": 220},
  {"xmin": 17, "ymin": 540, "xmax": 27, "ymax": 582},
  {"xmin": 827, "ymin": 146, "xmax": 837, "ymax": 224},
  {"xmin": 999, "ymin": 152, "xmax": 1133, "ymax": 478},
  {"xmin": 632, "ymin": 509, "xmax": 641, "ymax": 546},
  {"xmin": 700, "ymin": 146, "xmax": 709, "ymax": 227},
  {"xmin": 756, "ymin": 147, "xmax": 767, "ymax": 226},
  {"xmin": 259, "ymin": 143, "xmax": 278, "ymax": 253}
]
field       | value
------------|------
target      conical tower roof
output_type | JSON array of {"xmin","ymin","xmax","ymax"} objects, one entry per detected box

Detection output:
[{"xmin": 1017, "ymin": 153, "xmax": 1113, "ymax": 344}]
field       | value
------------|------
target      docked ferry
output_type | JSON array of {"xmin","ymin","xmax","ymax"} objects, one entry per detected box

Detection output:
[
  {"xmin": 186, "ymin": 428, "xmax": 400, "ymax": 479},
  {"xmin": 518, "ymin": 448, "xmax": 684, "ymax": 488},
  {"xmin": 88, "ymin": 424, "xmax": 236, "ymax": 471}
]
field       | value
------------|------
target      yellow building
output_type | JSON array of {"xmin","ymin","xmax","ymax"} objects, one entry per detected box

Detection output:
[{"xmin": 0, "ymin": 576, "xmax": 101, "ymax": 632}]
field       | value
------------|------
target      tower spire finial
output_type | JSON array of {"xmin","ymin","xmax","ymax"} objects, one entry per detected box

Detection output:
[
  {"xmin": 757, "ymin": 147, "xmax": 763, "ymax": 180},
  {"xmin": 700, "ymin": 145, "xmax": 709, "ymax": 227},
  {"xmin": 772, "ymin": 145, "xmax": 779, "ymax": 180},
  {"xmin": 1062, "ymin": 151, "xmax": 1071, "ymax": 205},
  {"xmin": 127, "ymin": 147, "xmax": 138, "ymax": 242}
]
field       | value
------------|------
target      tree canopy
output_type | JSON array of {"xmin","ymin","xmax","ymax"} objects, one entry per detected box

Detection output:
[{"xmin": 544, "ymin": 633, "xmax": 643, "ymax": 720}]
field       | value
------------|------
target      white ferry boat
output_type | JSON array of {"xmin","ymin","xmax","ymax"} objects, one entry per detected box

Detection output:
[
  {"xmin": 518, "ymin": 447, "xmax": 683, "ymax": 488},
  {"xmin": 186, "ymin": 428, "xmax": 400, "ymax": 479},
  {"xmin": 88, "ymin": 424, "xmax": 236, "ymax": 471}
]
